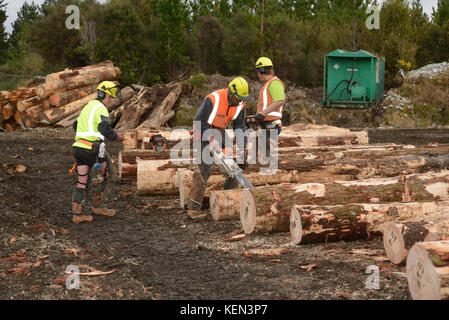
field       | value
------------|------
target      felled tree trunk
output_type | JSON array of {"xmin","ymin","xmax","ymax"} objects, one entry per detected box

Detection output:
[
  {"xmin": 17, "ymin": 96, "xmax": 41, "ymax": 112},
  {"xmin": 39, "ymin": 93, "xmax": 97, "ymax": 124},
  {"xmin": 406, "ymin": 240, "xmax": 449, "ymax": 300},
  {"xmin": 49, "ymin": 84, "xmax": 98, "ymax": 107},
  {"xmin": 383, "ymin": 219, "xmax": 449, "ymax": 264},
  {"xmin": 36, "ymin": 67, "xmax": 119, "ymax": 98},
  {"xmin": 341, "ymin": 153, "xmax": 449, "ymax": 177},
  {"xmin": 178, "ymin": 168, "xmax": 300, "ymax": 209},
  {"xmin": 288, "ymin": 202, "xmax": 449, "ymax": 245},
  {"xmin": 45, "ymin": 61, "xmax": 114, "ymax": 82},
  {"xmin": 240, "ymin": 174, "xmax": 449, "ymax": 235}
]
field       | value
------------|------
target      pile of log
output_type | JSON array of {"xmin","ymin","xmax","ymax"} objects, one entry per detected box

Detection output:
[
  {"xmin": 0, "ymin": 61, "xmax": 134, "ymax": 131},
  {"xmin": 115, "ymin": 120, "xmax": 449, "ymax": 299},
  {"xmin": 110, "ymin": 83, "xmax": 184, "ymax": 130}
]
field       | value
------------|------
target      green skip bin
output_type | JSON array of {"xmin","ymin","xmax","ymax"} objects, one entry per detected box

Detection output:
[{"xmin": 323, "ymin": 49, "xmax": 385, "ymax": 109}]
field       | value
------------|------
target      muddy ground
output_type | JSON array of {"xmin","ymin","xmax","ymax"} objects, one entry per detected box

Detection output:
[{"xmin": 4, "ymin": 127, "xmax": 445, "ymax": 301}]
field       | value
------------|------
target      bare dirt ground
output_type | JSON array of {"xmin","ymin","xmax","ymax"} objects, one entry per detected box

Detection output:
[{"xmin": 0, "ymin": 127, "xmax": 431, "ymax": 300}]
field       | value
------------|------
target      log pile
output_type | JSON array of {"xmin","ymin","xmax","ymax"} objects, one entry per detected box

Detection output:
[
  {"xmin": 0, "ymin": 61, "xmax": 135, "ymax": 131},
  {"xmin": 110, "ymin": 83, "xmax": 184, "ymax": 130}
]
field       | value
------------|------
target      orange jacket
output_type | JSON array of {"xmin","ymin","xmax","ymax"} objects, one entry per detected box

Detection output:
[{"xmin": 206, "ymin": 89, "xmax": 245, "ymax": 128}]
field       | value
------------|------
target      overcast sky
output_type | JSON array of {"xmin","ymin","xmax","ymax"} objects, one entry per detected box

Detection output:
[{"xmin": 3, "ymin": 0, "xmax": 439, "ymax": 34}]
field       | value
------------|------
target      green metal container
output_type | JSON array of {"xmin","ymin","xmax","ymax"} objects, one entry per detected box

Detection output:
[{"xmin": 323, "ymin": 49, "xmax": 385, "ymax": 108}]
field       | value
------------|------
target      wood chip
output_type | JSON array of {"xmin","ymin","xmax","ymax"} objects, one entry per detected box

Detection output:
[
  {"xmin": 243, "ymin": 248, "xmax": 288, "ymax": 256},
  {"xmin": 299, "ymin": 263, "xmax": 319, "ymax": 272},
  {"xmin": 224, "ymin": 234, "xmax": 246, "ymax": 242}
]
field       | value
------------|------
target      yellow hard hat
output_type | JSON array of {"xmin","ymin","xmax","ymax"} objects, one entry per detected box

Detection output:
[
  {"xmin": 228, "ymin": 77, "xmax": 250, "ymax": 102},
  {"xmin": 255, "ymin": 57, "xmax": 273, "ymax": 69},
  {"xmin": 97, "ymin": 81, "xmax": 118, "ymax": 98}
]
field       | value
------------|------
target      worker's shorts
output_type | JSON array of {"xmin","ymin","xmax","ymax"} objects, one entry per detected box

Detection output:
[{"xmin": 73, "ymin": 146, "xmax": 97, "ymax": 168}]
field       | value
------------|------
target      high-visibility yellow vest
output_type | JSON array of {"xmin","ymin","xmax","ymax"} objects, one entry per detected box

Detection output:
[{"xmin": 72, "ymin": 100, "xmax": 109, "ymax": 150}]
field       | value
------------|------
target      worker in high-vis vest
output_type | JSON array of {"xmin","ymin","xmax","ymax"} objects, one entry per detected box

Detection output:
[
  {"xmin": 253, "ymin": 57, "xmax": 285, "ymax": 157},
  {"xmin": 187, "ymin": 77, "xmax": 250, "ymax": 219},
  {"xmin": 71, "ymin": 81, "xmax": 124, "ymax": 224}
]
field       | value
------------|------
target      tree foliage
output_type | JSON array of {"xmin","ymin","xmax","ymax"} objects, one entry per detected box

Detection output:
[{"xmin": 0, "ymin": 0, "xmax": 446, "ymax": 89}]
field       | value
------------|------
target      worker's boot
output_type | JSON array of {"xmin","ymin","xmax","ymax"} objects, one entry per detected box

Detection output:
[
  {"xmin": 71, "ymin": 188, "xmax": 93, "ymax": 224},
  {"xmin": 91, "ymin": 192, "xmax": 116, "ymax": 217},
  {"xmin": 187, "ymin": 209, "xmax": 208, "ymax": 220}
]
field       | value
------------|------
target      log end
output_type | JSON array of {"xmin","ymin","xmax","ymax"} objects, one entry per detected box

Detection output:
[
  {"xmin": 178, "ymin": 169, "xmax": 185, "ymax": 209},
  {"xmin": 240, "ymin": 189, "xmax": 256, "ymax": 234},
  {"xmin": 406, "ymin": 242, "xmax": 441, "ymax": 300},
  {"xmin": 383, "ymin": 222, "xmax": 407, "ymax": 265},
  {"xmin": 290, "ymin": 207, "xmax": 303, "ymax": 245},
  {"xmin": 210, "ymin": 191, "xmax": 220, "ymax": 221},
  {"xmin": 118, "ymin": 151, "xmax": 123, "ymax": 179}
]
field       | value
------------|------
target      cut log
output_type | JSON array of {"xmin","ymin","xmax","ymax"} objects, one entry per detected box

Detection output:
[
  {"xmin": 210, "ymin": 189, "xmax": 243, "ymax": 221},
  {"xmin": 1, "ymin": 103, "xmax": 16, "ymax": 120},
  {"xmin": 54, "ymin": 86, "xmax": 134, "ymax": 128},
  {"xmin": 36, "ymin": 67, "xmax": 119, "ymax": 99},
  {"xmin": 137, "ymin": 85, "xmax": 182, "ymax": 129},
  {"xmin": 49, "ymin": 84, "xmax": 98, "ymax": 107},
  {"xmin": 45, "ymin": 61, "xmax": 114, "ymax": 83},
  {"xmin": 39, "ymin": 93, "xmax": 97, "ymax": 124},
  {"xmin": 383, "ymin": 219, "xmax": 449, "ymax": 265},
  {"xmin": 137, "ymin": 159, "xmax": 206, "ymax": 195},
  {"xmin": 240, "ymin": 173, "xmax": 449, "ymax": 235},
  {"xmin": 178, "ymin": 168, "xmax": 301, "ymax": 209},
  {"xmin": 406, "ymin": 240, "xmax": 449, "ymax": 300},
  {"xmin": 17, "ymin": 96, "xmax": 41, "ymax": 112},
  {"xmin": 340, "ymin": 153, "xmax": 449, "ymax": 178},
  {"xmin": 288, "ymin": 202, "xmax": 449, "ymax": 245},
  {"xmin": 118, "ymin": 149, "xmax": 324, "ymax": 179},
  {"xmin": 9, "ymin": 87, "xmax": 36, "ymax": 102}
]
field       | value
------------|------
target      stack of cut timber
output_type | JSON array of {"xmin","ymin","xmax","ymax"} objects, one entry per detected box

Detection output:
[{"xmin": 1, "ymin": 61, "xmax": 135, "ymax": 131}]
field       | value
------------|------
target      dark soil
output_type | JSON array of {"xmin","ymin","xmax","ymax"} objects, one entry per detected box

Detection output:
[{"xmin": 0, "ymin": 128, "xmax": 415, "ymax": 300}]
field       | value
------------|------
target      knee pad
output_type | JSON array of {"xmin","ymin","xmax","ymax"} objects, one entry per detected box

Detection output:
[{"xmin": 72, "ymin": 187, "xmax": 85, "ymax": 203}]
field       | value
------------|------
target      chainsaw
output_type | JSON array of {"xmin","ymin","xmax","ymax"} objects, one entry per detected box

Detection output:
[
  {"xmin": 208, "ymin": 138, "xmax": 253, "ymax": 189},
  {"xmin": 149, "ymin": 134, "xmax": 168, "ymax": 152}
]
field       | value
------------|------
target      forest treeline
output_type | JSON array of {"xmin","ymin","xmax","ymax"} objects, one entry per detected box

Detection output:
[{"xmin": 0, "ymin": 0, "xmax": 448, "ymax": 90}]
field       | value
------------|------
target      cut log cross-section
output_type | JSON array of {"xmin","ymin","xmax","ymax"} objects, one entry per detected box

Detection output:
[
  {"xmin": 383, "ymin": 219, "xmax": 449, "ymax": 265},
  {"xmin": 210, "ymin": 190, "xmax": 243, "ymax": 221},
  {"xmin": 406, "ymin": 240, "xmax": 449, "ymax": 300},
  {"xmin": 17, "ymin": 96, "xmax": 41, "ymax": 112}
]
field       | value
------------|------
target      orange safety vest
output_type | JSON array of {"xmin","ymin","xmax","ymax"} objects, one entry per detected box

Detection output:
[
  {"xmin": 206, "ymin": 88, "xmax": 245, "ymax": 129},
  {"xmin": 257, "ymin": 76, "xmax": 284, "ymax": 123}
]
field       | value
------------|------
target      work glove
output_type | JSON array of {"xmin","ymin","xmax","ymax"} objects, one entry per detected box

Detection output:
[
  {"xmin": 254, "ymin": 112, "xmax": 266, "ymax": 124},
  {"xmin": 116, "ymin": 133, "xmax": 124, "ymax": 142}
]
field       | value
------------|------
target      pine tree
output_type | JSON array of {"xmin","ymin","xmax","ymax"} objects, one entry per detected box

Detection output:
[
  {"xmin": 0, "ymin": 0, "xmax": 8, "ymax": 64},
  {"xmin": 9, "ymin": 1, "xmax": 40, "ymax": 49}
]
